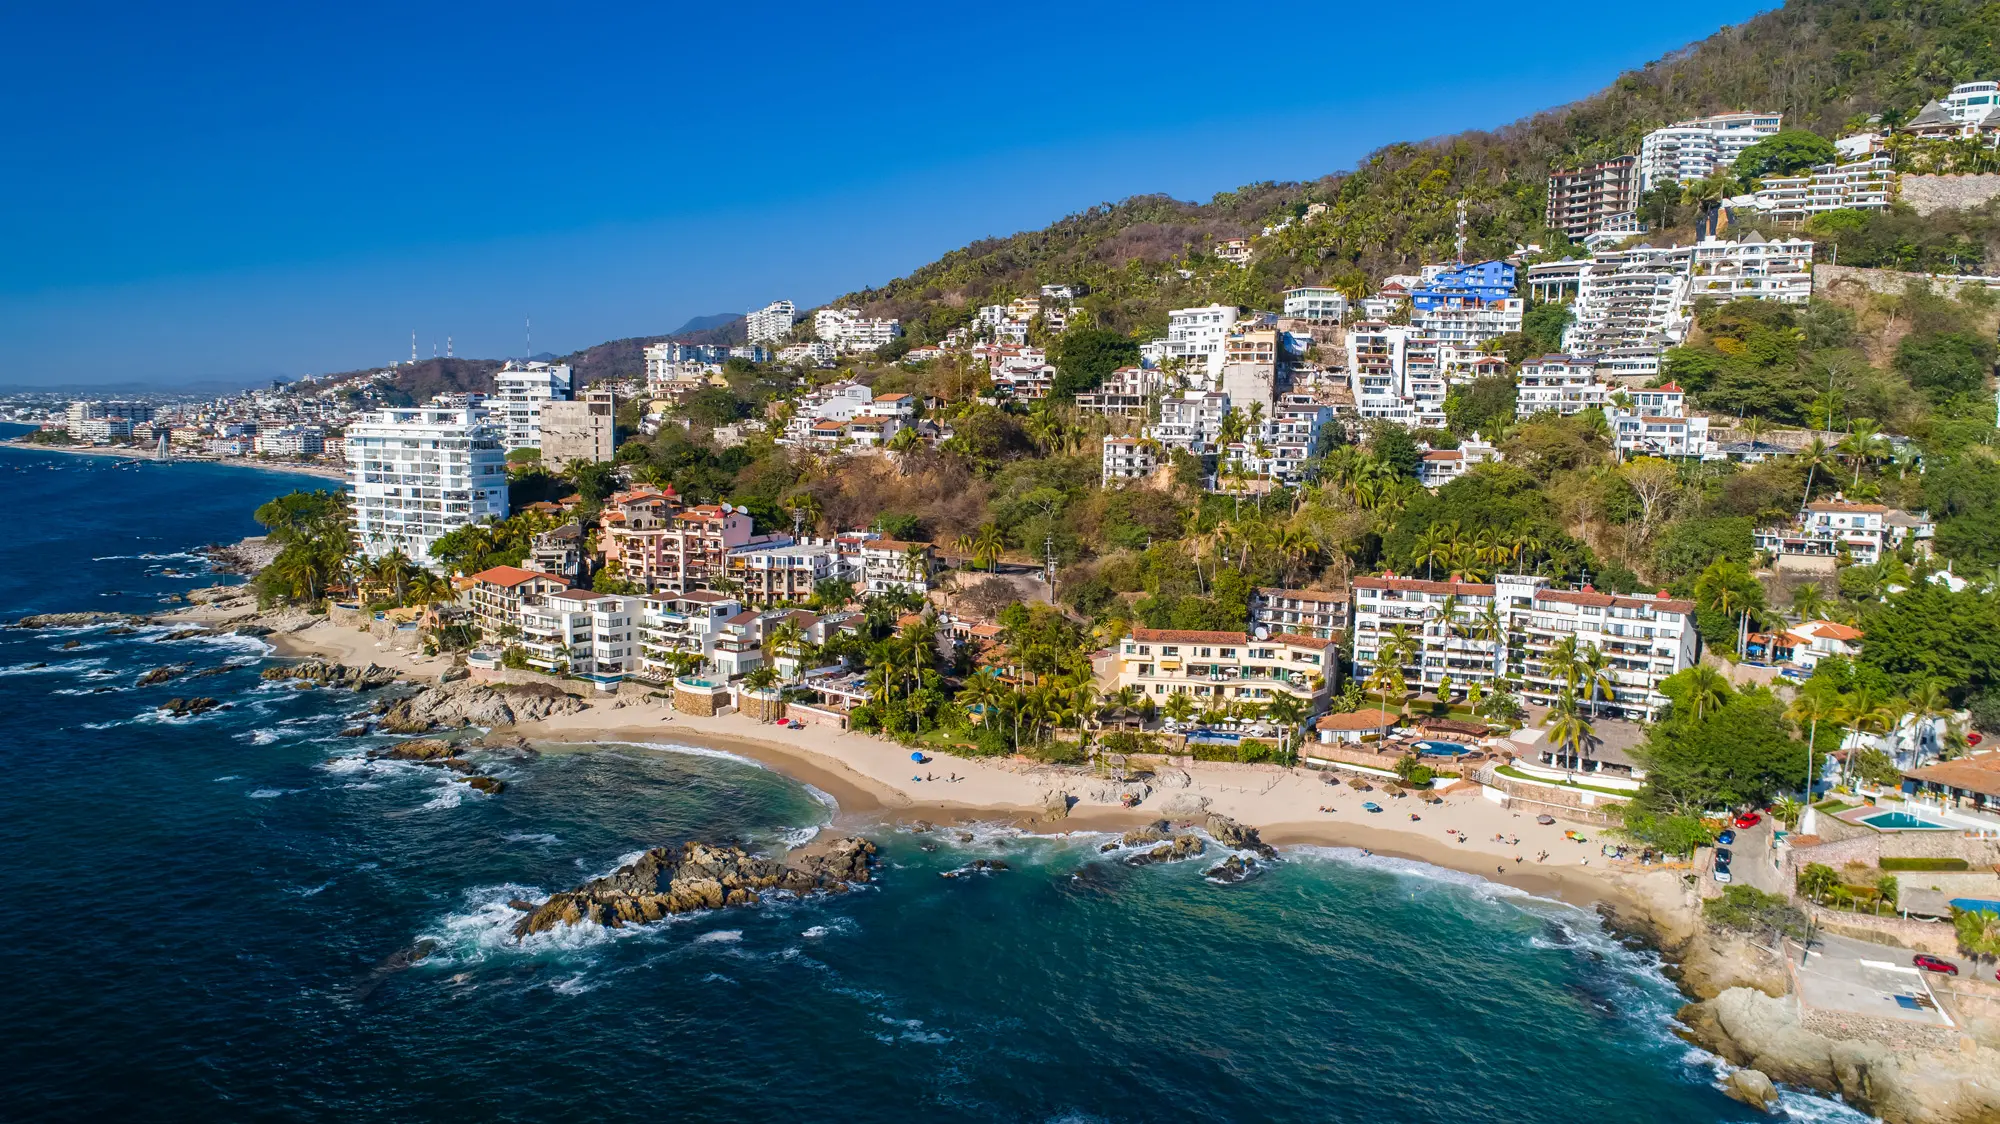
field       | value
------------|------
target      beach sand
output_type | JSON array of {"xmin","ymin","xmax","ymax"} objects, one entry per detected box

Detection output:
[
  {"xmin": 1, "ymin": 438, "xmax": 347, "ymax": 482},
  {"xmin": 196, "ymin": 608, "xmax": 1671, "ymax": 913}
]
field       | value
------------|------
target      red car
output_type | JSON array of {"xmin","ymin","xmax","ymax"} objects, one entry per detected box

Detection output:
[
  {"xmin": 1733, "ymin": 811, "xmax": 1762, "ymax": 829},
  {"xmin": 1913, "ymin": 955, "xmax": 1958, "ymax": 975}
]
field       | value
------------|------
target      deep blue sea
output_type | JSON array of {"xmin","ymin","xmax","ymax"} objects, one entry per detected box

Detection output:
[{"xmin": 0, "ymin": 433, "xmax": 1868, "ymax": 1123}]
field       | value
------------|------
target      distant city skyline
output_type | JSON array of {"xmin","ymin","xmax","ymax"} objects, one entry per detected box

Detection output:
[{"xmin": 1, "ymin": 0, "xmax": 1772, "ymax": 386}]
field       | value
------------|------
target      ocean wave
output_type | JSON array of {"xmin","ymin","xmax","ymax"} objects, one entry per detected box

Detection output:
[
  {"xmin": 1284, "ymin": 844, "xmax": 1546, "ymax": 903},
  {"xmin": 241, "ymin": 729, "xmax": 280, "ymax": 746},
  {"xmin": 692, "ymin": 930, "xmax": 743, "ymax": 944},
  {"xmin": 614, "ymin": 739, "xmax": 770, "ymax": 771},
  {"xmin": 1, "ymin": 657, "xmax": 107, "ymax": 676},
  {"xmin": 213, "ymin": 775, "xmax": 241, "ymax": 782},
  {"xmin": 504, "ymin": 832, "xmax": 562, "ymax": 846},
  {"xmin": 802, "ymin": 783, "xmax": 839, "ymax": 812},
  {"xmin": 421, "ymin": 883, "xmax": 682, "ymax": 964},
  {"xmin": 247, "ymin": 788, "xmax": 304, "ymax": 799},
  {"xmin": 420, "ymin": 782, "xmax": 466, "ymax": 810},
  {"xmin": 92, "ymin": 551, "xmax": 203, "ymax": 562},
  {"xmin": 779, "ymin": 825, "xmax": 822, "ymax": 849}
]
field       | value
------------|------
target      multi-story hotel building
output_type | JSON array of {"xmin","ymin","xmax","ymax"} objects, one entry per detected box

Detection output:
[
  {"xmin": 1546, "ymin": 157, "xmax": 1640, "ymax": 241},
  {"xmin": 491, "ymin": 361, "xmax": 572, "ymax": 452},
  {"xmin": 1251, "ymin": 588, "xmax": 1348, "ymax": 641},
  {"xmin": 519, "ymin": 588, "xmax": 636, "ymax": 680},
  {"xmin": 1516, "ymin": 356, "xmax": 1607, "ymax": 417},
  {"xmin": 745, "ymin": 300, "xmax": 797, "ymax": 345},
  {"xmin": 1349, "ymin": 573, "xmax": 1699, "ymax": 721},
  {"xmin": 634, "ymin": 590, "xmax": 744, "ymax": 679},
  {"xmin": 346, "ymin": 406, "xmax": 509, "ymax": 565},
  {"xmin": 1608, "ymin": 382, "xmax": 1710, "ymax": 459},
  {"xmin": 1112, "ymin": 628, "xmax": 1338, "ymax": 711},
  {"xmin": 539, "ymin": 387, "xmax": 615, "ymax": 470},
  {"xmin": 599, "ymin": 493, "xmax": 755, "ymax": 593},
  {"xmin": 463, "ymin": 565, "xmax": 574, "ymax": 641},
  {"xmin": 1753, "ymin": 499, "xmax": 1934, "ymax": 566},
  {"xmin": 1102, "ymin": 435, "xmax": 1160, "ymax": 484}
]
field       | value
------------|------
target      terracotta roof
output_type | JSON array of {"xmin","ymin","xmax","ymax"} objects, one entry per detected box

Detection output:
[
  {"xmin": 1797, "ymin": 619, "xmax": 1863, "ymax": 641},
  {"xmin": 1537, "ymin": 588, "xmax": 1695, "ymax": 614},
  {"xmin": 1903, "ymin": 753, "xmax": 2000, "ymax": 799},
  {"xmin": 550, "ymin": 588, "xmax": 607, "ymax": 602},
  {"xmin": 1272, "ymin": 633, "xmax": 1341, "ymax": 650},
  {"xmin": 468, "ymin": 565, "xmax": 569, "ymax": 589},
  {"xmin": 1130, "ymin": 627, "xmax": 1250, "ymax": 645},
  {"xmin": 1354, "ymin": 576, "xmax": 1495, "ymax": 596},
  {"xmin": 678, "ymin": 590, "xmax": 735, "ymax": 604},
  {"xmin": 1316, "ymin": 709, "xmax": 1400, "ymax": 731},
  {"xmin": 1258, "ymin": 587, "xmax": 1345, "ymax": 604},
  {"xmin": 1421, "ymin": 450, "xmax": 1463, "ymax": 461},
  {"xmin": 1807, "ymin": 501, "xmax": 1888, "ymax": 513}
]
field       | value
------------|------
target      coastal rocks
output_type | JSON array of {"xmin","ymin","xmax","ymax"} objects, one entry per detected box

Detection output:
[
  {"xmin": 1205, "ymin": 814, "xmax": 1278, "ymax": 859},
  {"xmin": 1087, "ymin": 779, "xmax": 1150, "ymax": 805},
  {"xmin": 366, "ymin": 738, "xmax": 508, "ymax": 796},
  {"xmin": 377, "ymin": 680, "xmax": 587, "ymax": 733},
  {"xmin": 60, "ymin": 640, "xmax": 80, "ymax": 649},
  {"xmin": 941, "ymin": 859, "xmax": 1010, "ymax": 878},
  {"xmin": 1722, "ymin": 1067, "xmax": 1779, "ymax": 1112},
  {"xmin": 512, "ymin": 837, "xmax": 877, "ymax": 938},
  {"xmin": 200, "ymin": 538, "xmax": 283, "ymax": 575},
  {"xmin": 791, "ymin": 835, "xmax": 877, "ymax": 884},
  {"xmin": 1125, "ymin": 835, "xmax": 1205, "ymax": 866},
  {"xmin": 1679, "ymin": 987, "xmax": 2000, "ymax": 1124},
  {"xmin": 13, "ymin": 611, "xmax": 140, "ymax": 629},
  {"xmin": 1157, "ymin": 793, "xmax": 1210, "ymax": 816},
  {"xmin": 338, "ymin": 725, "xmax": 371, "ymax": 738},
  {"xmin": 155, "ymin": 628, "xmax": 210, "ymax": 642},
  {"xmin": 438, "ymin": 666, "xmax": 469, "ymax": 684},
  {"xmin": 463, "ymin": 776, "xmax": 506, "ymax": 795},
  {"xmin": 136, "ymin": 665, "xmax": 186, "ymax": 686},
  {"xmin": 1041, "ymin": 790, "xmax": 1072, "ymax": 820},
  {"xmin": 231, "ymin": 625, "xmax": 274, "ymax": 638},
  {"xmin": 1151, "ymin": 768, "xmax": 1193, "ymax": 790},
  {"xmin": 261, "ymin": 660, "xmax": 398, "ymax": 691},
  {"xmin": 183, "ymin": 585, "xmax": 250, "ymax": 606},
  {"xmin": 159, "ymin": 697, "xmax": 225, "ymax": 718},
  {"xmin": 1204, "ymin": 855, "xmax": 1262, "ymax": 884}
]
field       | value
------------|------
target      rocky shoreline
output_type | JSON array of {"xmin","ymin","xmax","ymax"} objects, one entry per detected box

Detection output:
[{"xmin": 511, "ymin": 836, "xmax": 878, "ymax": 938}]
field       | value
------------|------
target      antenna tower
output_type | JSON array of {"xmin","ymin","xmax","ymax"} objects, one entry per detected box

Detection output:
[
  {"xmin": 411, "ymin": 331, "xmax": 417, "ymax": 364},
  {"xmin": 1454, "ymin": 200, "xmax": 1468, "ymax": 263}
]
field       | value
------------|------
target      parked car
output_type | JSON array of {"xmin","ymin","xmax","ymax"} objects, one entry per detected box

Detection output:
[
  {"xmin": 1713, "ymin": 859, "xmax": 1732, "ymax": 884},
  {"xmin": 1714, "ymin": 847, "xmax": 1733, "ymax": 864},
  {"xmin": 1716, "ymin": 829, "xmax": 1736, "ymax": 846},
  {"xmin": 1913, "ymin": 955, "xmax": 1959, "ymax": 975},
  {"xmin": 1733, "ymin": 811, "xmax": 1763, "ymax": 829}
]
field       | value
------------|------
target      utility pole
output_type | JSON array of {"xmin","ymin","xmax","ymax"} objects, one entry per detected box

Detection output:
[{"xmin": 1044, "ymin": 533, "xmax": 1057, "ymax": 601}]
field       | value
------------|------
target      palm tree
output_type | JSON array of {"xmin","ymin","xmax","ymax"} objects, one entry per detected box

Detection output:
[
  {"xmin": 1903, "ymin": 681, "xmax": 1954, "ymax": 765},
  {"xmin": 787, "ymin": 492, "xmax": 822, "ymax": 536},
  {"xmin": 1835, "ymin": 686, "xmax": 1898, "ymax": 784},
  {"xmin": 1162, "ymin": 691, "xmax": 1196, "ymax": 725},
  {"xmin": 1577, "ymin": 643, "xmax": 1614, "ymax": 719},
  {"xmin": 1544, "ymin": 634, "xmax": 1582, "ymax": 699},
  {"xmin": 1839, "ymin": 420, "xmax": 1884, "ymax": 487},
  {"xmin": 901, "ymin": 544, "xmax": 931, "ymax": 589},
  {"xmin": 1798, "ymin": 437, "xmax": 1837, "ymax": 504},
  {"xmin": 1545, "ymin": 690, "xmax": 1595, "ymax": 769},
  {"xmin": 1789, "ymin": 582, "xmax": 1830, "ymax": 623},
  {"xmin": 410, "ymin": 571, "xmax": 452, "ymax": 606},
  {"xmin": 1787, "ymin": 683, "xmax": 1839, "ymax": 796},
  {"xmin": 765, "ymin": 619, "xmax": 808, "ymax": 683},
  {"xmin": 971, "ymin": 524, "xmax": 1005, "ymax": 572},
  {"xmin": 1412, "ymin": 526, "xmax": 1450, "ymax": 581},
  {"xmin": 1681, "ymin": 664, "xmax": 1731, "ymax": 721}
]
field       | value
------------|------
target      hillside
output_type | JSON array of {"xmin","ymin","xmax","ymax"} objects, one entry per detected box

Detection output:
[{"xmin": 834, "ymin": 0, "xmax": 2000, "ymax": 341}]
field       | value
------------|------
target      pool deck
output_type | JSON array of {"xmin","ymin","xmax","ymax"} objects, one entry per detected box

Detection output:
[{"xmin": 1833, "ymin": 805, "xmax": 1954, "ymax": 832}]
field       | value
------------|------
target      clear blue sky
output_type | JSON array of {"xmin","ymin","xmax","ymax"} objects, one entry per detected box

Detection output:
[{"xmin": 1, "ymin": 0, "xmax": 1774, "ymax": 386}]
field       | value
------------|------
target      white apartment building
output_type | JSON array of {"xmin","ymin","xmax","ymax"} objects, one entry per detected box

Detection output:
[
  {"xmin": 1076, "ymin": 365, "xmax": 1161, "ymax": 417},
  {"xmin": 778, "ymin": 341, "xmax": 837, "ymax": 368},
  {"xmin": 1753, "ymin": 498, "xmax": 1934, "ymax": 566},
  {"xmin": 1416, "ymin": 433, "xmax": 1500, "ymax": 488},
  {"xmin": 1638, "ymin": 112, "xmax": 1783, "ymax": 191},
  {"xmin": 1561, "ymin": 245, "xmax": 1696, "ymax": 357},
  {"xmin": 813, "ymin": 308, "xmax": 903, "ymax": 353},
  {"xmin": 1516, "ymin": 356, "xmax": 1606, "ymax": 417},
  {"xmin": 1410, "ymin": 298, "xmax": 1524, "ymax": 361},
  {"xmin": 1345, "ymin": 322, "xmax": 1419, "ymax": 424},
  {"xmin": 346, "ymin": 406, "xmax": 508, "ymax": 565},
  {"xmin": 745, "ymin": 300, "xmax": 797, "ymax": 345},
  {"xmin": 634, "ymin": 590, "xmax": 744, "ymax": 679},
  {"xmin": 1282, "ymin": 287, "xmax": 1348, "ymax": 324},
  {"xmin": 1251, "ymin": 588, "xmax": 1347, "ymax": 641},
  {"xmin": 1945, "ymin": 81, "xmax": 2000, "ymax": 124},
  {"xmin": 1689, "ymin": 233, "xmax": 1815, "ymax": 304},
  {"xmin": 1154, "ymin": 390, "xmax": 1230, "ymax": 454},
  {"xmin": 1608, "ymin": 383, "xmax": 1710, "ymax": 459},
  {"xmin": 1113, "ymin": 627, "xmax": 1338, "ymax": 711},
  {"xmin": 491, "ymin": 361, "xmax": 573, "ymax": 452},
  {"xmin": 540, "ymin": 387, "xmax": 616, "ymax": 470},
  {"xmin": 252, "ymin": 424, "xmax": 325, "ymax": 457},
  {"xmin": 1102, "ymin": 435, "xmax": 1160, "ymax": 484},
  {"xmin": 856, "ymin": 538, "xmax": 934, "ymax": 597},
  {"xmin": 1161, "ymin": 305, "xmax": 1240, "ymax": 383},
  {"xmin": 1751, "ymin": 158, "xmax": 1894, "ymax": 224},
  {"xmin": 1349, "ymin": 573, "xmax": 1698, "ymax": 720},
  {"xmin": 519, "ymin": 588, "xmax": 636, "ymax": 682}
]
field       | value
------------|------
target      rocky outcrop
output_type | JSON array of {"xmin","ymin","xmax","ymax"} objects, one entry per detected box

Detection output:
[
  {"xmin": 464, "ymin": 776, "xmax": 506, "ymax": 795},
  {"xmin": 366, "ymin": 738, "xmax": 510, "ymax": 796},
  {"xmin": 377, "ymin": 680, "xmax": 588, "ymax": 732},
  {"xmin": 13, "ymin": 611, "xmax": 141, "ymax": 629},
  {"xmin": 1041, "ymin": 790, "xmax": 1072, "ymax": 820},
  {"xmin": 1125, "ymin": 834, "xmax": 1205, "ymax": 866},
  {"xmin": 136, "ymin": 665, "xmax": 186, "ymax": 687},
  {"xmin": 1157, "ymin": 793, "xmax": 1210, "ymax": 816},
  {"xmin": 1102, "ymin": 821, "xmax": 1171, "ymax": 852},
  {"xmin": 513, "ymin": 837, "xmax": 877, "ymax": 938},
  {"xmin": 1087, "ymin": 779, "xmax": 1151, "ymax": 805},
  {"xmin": 1722, "ymin": 1067, "xmax": 1779, "ymax": 1112},
  {"xmin": 261, "ymin": 660, "xmax": 399, "ymax": 691},
  {"xmin": 159, "ymin": 697, "xmax": 225, "ymax": 718},
  {"xmin": 1205, "ymin": 813, "xmax": 1278, "ymax": 859},
  {"xmin": 155, "ymin": 628, "xmax": 210, "ymax": 642},
  {"xmin": 1204, "ymin": 855, "xmax": 1263, "ymax": 883},
  {"xmin": 941, "ymin": 859, "xmax": 1010, "ymax": 878},
  {"xmin": 1680, "ymin": 987, "xmax": 2000, "ymax": 1124}
]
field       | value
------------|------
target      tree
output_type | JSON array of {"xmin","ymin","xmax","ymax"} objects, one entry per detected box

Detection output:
[
  {"xmin": 1860, "ymin": 586, "xmax": 2000, "ymax": 699},
  {"xmin": 1798, "ymin": 862, "xmax": 1839, "ymax": 904},
  {"xmin": 1369, "ymin": 423, "xmax": 1421, "ymax": 480},
  {"xmin": 1634, "ymin": 689, "xmax": 1807, "ymax": 818},
  {"xmin": 1731, "ymin": 129, "xmax": 1838, "ymax": 177},
  {"xmin": 1694, "ymin": 558, "xmax": 1766, "ymax": 653},
  {"xmin": 1789, "ymin": 582, "xmax": 1830, "ymax": 623},
  {"xmin": 1895, "ymin": 331, "xmax": 1994, "ymax": 400},
  {"xmin": 1162, "ymin": 692, "xmax": 1196, "ymax": 725},
  {"xmin": 970, "ymin": 524, "xmax": 1005, "ymax": 572},
  {"xmin": 1049, "ymin": 328, "xmax": 1140, "ymax": 400},
  {"xmin": 1546, "ymin": 690, "xmax": 1595, "ymax": 765},
  {"xmin": 569, "ymin": 460, "xmax": 619, "ymax": 506},
  {"xmin": 1620, "ymin": 458, "xmax": 1679, "ymax": 542}
]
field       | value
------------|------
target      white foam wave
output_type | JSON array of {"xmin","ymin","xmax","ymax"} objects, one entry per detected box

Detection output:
[
  {"xmin": 92, "ymin": 551, "xmax": 202, "ymax": 562},
  {"xmin": 213, "ymin": 775, "xmax": 240, "ymax": 782},
  {"xmin": 616, "ymin": 739, "xmax": 769, "ymax": 770},
  {"xmin": 1284, "ymin": 844, "xmax": 1545, "ymax": 903},
  {"xmin": 420, "ymin": 782, "xmax": 465, "ymax": 810},
  {"xmin": 1, "ymin": 657, "xmax": 107, "ymax": 676},
  {"xmin": 693, "ymin": 930, "xmax": 743, "ymax": 944},
  {"xmin": 504, "ymin": 833, "xmax": 562, "ymax": 845},
  {"xmin": 802, "ymin": 783, "xmax": 839, "ymax": 812},
  {"xmin": 247, "ymin": 788, "xmax": 302, "ymax": 799},
  {"xmin": 779, "ymin": 825, "xmax": 822, "ymax": 848},
  {"xmin": 801, "ymin": 926, "xmax": 830, "ymax": 939},
  {"xmin": 241, "ymin": 729, "xmax": 280, "ymax": 746},
  {"xmin": 421, "ymin": 882, "xmax": 686, "ymax": 963}
]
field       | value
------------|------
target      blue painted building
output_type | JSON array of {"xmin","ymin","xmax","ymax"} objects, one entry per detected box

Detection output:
[{"xmin": 1411, "ymin": 260, "xmax": 1517, "ymax": 310}]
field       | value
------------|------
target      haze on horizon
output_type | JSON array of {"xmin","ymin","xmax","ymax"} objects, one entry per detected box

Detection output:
[{"xmin": 1, "ymin": 0, "xmax": 1773, "ymax": 388}]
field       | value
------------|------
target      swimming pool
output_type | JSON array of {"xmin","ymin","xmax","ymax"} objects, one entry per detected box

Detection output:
[
  {"xmin": 1416, "ymin": 740, "xmax": 1471, "ymax": 756},
  {"xmin": 1861, "ymin": 811, "xmax": 1952, "ymax": 831}
]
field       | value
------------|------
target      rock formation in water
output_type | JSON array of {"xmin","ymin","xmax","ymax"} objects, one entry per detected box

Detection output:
[
  {"xmin": 513, "ymin": 837, "xmax": 877, "ymax": 938},
  {"xmin": 261, "ymin": 660, "xmax": 399, "ymax": 691},
  {"xmin": 1205, "ymin": 813, "xmax": 1278, "ymax": 859},
  {"xmin": 1124, "ymin": 835, "xmax": 1205, "ymax": 866},
  {"xmin": 377, "ymin": 680, "xmax": 588, "ymax": 732},
  {"xmin": 159, "ymin": 697, "xmax": 225, "ymax": 717},
  {"xmin": 13, "ymin": 611, "xmax": 142, "ymax": 629}
]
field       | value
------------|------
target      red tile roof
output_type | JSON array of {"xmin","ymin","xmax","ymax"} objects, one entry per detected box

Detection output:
[
  {"xmin": 1130, "ymin": 627, "xmax": 1249, "ymax": 645},
  {"xmin": 1354, "ymin": 576, "xmax": 1495, "ymax": 596},
  {"xmin": 468, "ymin": 565, "xmax": 569, "ymax": 589}
]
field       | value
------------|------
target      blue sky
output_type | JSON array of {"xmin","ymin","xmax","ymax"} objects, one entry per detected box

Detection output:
[{"xmin": 1, "ymin": 0, "xmax": 1774, "ymax": 386}]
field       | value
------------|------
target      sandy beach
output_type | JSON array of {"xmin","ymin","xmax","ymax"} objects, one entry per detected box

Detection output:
[
  {"xmin": 234, "ymin": 611, "xmax": 1672, "ymax": 913},
  {"xmin": 1, "ymin": 438, "xmax": 347, "ymax": 481}
]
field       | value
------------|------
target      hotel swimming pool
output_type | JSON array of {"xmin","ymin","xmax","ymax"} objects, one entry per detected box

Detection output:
[
  {"xmin": 1415, "ymin": 740, "xmax": 1471, "ymax": 756},
  {"xmin": 1861, "ymin": 810, "xmax": 1952, "ymax": 831}
]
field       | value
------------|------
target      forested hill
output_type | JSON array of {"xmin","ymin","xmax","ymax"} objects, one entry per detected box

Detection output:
[{"xmin": 833, "ymin": 0, "xmax": 2000, "ymax": 342}]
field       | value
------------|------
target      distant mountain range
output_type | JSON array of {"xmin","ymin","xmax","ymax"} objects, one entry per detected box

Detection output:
[{"xmin": 670, "ymin": 313, "xmax": 744, "ymax": 336}]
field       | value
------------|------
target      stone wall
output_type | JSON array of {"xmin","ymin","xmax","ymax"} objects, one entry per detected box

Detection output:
[
  {"xmin": 1806, "ymin": 904, "xmax": 1961, "ymax": 957},
  {"xmin": 673, "ymin": 683, "xmax": 729, "ymax": 717},
  {"xmin": 1783, "ymin": 831, "xmax": 2000, "ymax": 887},
  {"xmin": 1900, "ymin": 173, "xmax": 2000, "ymax": 216},
  {"xmin": 1814, "ymin": 262, "xmax": 1995, "ymax": 300},
  {"xmin": 735, "ymin": 688, "xmax": 785, "ymax": 723}
]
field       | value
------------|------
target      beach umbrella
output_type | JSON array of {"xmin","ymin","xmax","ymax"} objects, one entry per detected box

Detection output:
[{"xmin": 910, "ymin": 751, "xmax": 924, "ymax": 762}]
